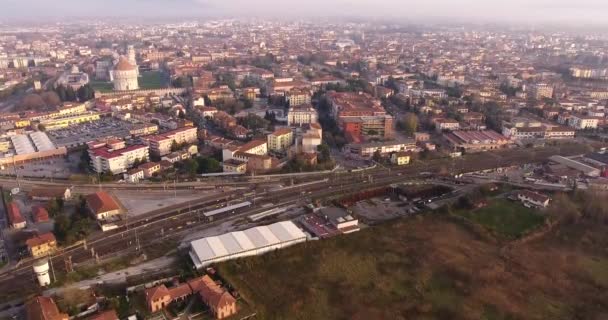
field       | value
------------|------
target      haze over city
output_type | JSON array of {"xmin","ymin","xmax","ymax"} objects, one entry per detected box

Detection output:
[
  {"xmin": 1, "ymin": 1, "xmax": 608, "ymax": 319},
  {"xmin": 2, "ymin": 0, "xmax": 608, "ymax": 27}
]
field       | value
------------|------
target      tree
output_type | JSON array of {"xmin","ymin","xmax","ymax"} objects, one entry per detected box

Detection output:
[
  {"xmin": 41, "ymin": 91, "xmax": 61, "ymax": 107},
  {"xmin": 182, "ymin": 158, "xmax": 199, "ymax": 177},
  {"xmin": 172, "ymin": 76, "xmax": 193, "ymax": 88},
  {"xmin": 19, "ymin": 94, "xmax": 46, "ymax": 110},
  {"xmin": 77, "ymin": 84, "xmax": 95, "ymax": 101},
  {"xmin": 372, "ymin": 150, "xmax": 383, "ymax": 162},
  {"xmin": 47, "ymin": 197, "xmax": 64, "ymax": 218},
  {"xmin": 170, "ymin": 140, "xmax": 180, "ymax": 152},
  {"xmin": 53, "ymin": 213, "xmax": 71, "ymax": 242},
  {"xmin": 55, "ymin": 84, "xmax": 67, "ymax": 101},
  {"xmin": 79, "ymin": 149, "xmax": 90, "ymax": 172},
  {"xmin": 551, "ymin": 193, "xmax": 581, "ymax": 224},
  {"xmin": 66, "ymin": 86, "xmax": 77, "ymax": 101},
  {"xmin": 239, "ymin": 113, "xmax": 269, "ymax": 132},
  {"xmin": 402, "ymin": 113, "xmax": 419, "ymax": 136},
  {"xmin": 197, "ymin": 157, "xmax": 221, "ymax": 174},
  {"xmin": 317, "ymin": 144, "xmax": 331, "ymax": 163}
]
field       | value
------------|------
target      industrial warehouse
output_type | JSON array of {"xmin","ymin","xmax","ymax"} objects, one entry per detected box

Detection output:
[{"xmin": 189, "ymin": 221, "xmax": 307, "ymax": 269}]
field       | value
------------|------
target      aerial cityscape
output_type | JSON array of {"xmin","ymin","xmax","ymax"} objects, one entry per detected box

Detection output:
[{"xmin": 0, "ymin": 1, "xmax": 608, "ymax": 319}]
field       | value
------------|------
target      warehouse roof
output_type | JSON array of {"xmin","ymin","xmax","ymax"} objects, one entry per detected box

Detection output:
[
  {"xmin": 10, "ymin": 134, "xmax": 36, "ymax": 155},
  {"xmin": 190, "ymin": 221, "xmax": 306, "ymax": 268},
  {"xmin": 29, "ymin": 132, "xmax": 56, "ymax": 152}
]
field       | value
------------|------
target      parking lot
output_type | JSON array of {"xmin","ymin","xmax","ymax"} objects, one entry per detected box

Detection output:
[
  {"xmin": 47, "ymin": 118, "xmax": 131, "ymax": 148},
  {"xmin": 0, "ymin": 153, "xmax": 80, "ymax": 179},
  {"xmin": 352, "ymin": 197, "xmax": 412, "ymax": 222}
]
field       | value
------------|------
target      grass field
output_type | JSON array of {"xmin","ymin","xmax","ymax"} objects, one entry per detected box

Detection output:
[
  {"xmin": 453, "ymin": 199, "xmax": 546, "ymax": 239},
  {"xmin": 216, "ymin": 214, "xmax": 608, "ymax": 320},
  {"xmin": 139, "ymin": 71, "xmax": 163, "ymax": 89},
  {"xmin": 89, "ymin": 80, "xmax": 114, "ymax": 92}
]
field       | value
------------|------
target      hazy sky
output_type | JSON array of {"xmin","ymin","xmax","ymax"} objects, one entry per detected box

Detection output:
[{"xmin": 2, "ymin": 0, "xmax": 608, "ymax": 26}]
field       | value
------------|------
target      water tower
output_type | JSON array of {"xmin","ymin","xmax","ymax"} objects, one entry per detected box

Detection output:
[{"xmin": 33, "ymin": 259, "xmax": 51, "ymax": 287}]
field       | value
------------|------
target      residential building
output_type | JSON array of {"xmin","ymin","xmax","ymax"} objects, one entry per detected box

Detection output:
[
  {"xmin": 287, "ymin": 104, "xmax": 318, "ymax": 126},
  {"xmin": 29, "ymin": 187, "xmax": 71, "ymax": 201},
  {"xmin": 26, "ymin": 233, "xmax": 57, "ymax": 258},
  {"xmin": 434, "ymin": 118, "xmax": 460, "ymax": 133},
  {"xmin": 390, "ymin": 152, "xmax": 411, "ymax": 165},
  {"xmin": 197, "ymin": 275, "xmax": 237, "ymax": 319},
  {"xmin": 568, "ymin": 115, "xmax": 599, "ymax": 130},
  {"xmin": 517, "ymin": 190, "xmax": 551, "ymax": 208},
  {"xmin": 267, "ymin": 128, "xmax": 294, "ymax": 152},
  {"xmin": 443, "ymin": 130, "xmax": 510, "ymax": 152},
  {"xmin": 222, "ymin": 139, "xmax": 267, "ymax": 161},
  {"xmin": 344, "ymin": 140, "xmax": 416, "ymax": 158},
  {"xmin": 139, "ymin": 162, "xmax": 161, "ymax": 178},
  {"xmin": 32, "ymin": 206, "xmax": 50, "ymax": 223},
  {"xmin": 222, "ymin": 159, "xmax": 247, "ymax": 173},
  {"xmin": 143, "ymin": 127, "xmax": 198, "ymax": 156},
  {"xmin": 7, "ymin": 202, "xmax": 26, "ymax": 229},
  {"xmin": 26, "ymin": 296, "xmax": 69, "ymax": 320},
  {"xmin": 86, "ymin": 192, "xmax": 122, "ymax": 220},
  {"xmin": 285, "ymin": 88, "xmax": 312, "ymax": 106},
  {"xmin": 124, "ymin": 167, "xmax": 145, "ymax": 183},
  {"xmin": 89, "ymin": 144, "xmax": 149, "ymax": 175},
  {"xmin": 39, "ymin": 112, "xmax": 101, "ymax": 131},
  {"xmin": 527, "ymin": 83, "xmax": 554, "ymax": 100},
  {"xmin": 145, "ymin": 285, "xmax": 172, "ymax": 313},
  {"xmin": 326, "ymin": 91, "xmax": 394, "ymax": 142}
]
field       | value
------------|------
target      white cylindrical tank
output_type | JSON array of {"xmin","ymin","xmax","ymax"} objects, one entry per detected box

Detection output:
[{"xmin": 33, "ymin": 259, "xmax": 51, "ymax": 287}]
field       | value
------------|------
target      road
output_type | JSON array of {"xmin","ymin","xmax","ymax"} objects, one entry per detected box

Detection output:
[{"xmin": 0, "ymin": 143, "xmax": 591, "ymax": 301}]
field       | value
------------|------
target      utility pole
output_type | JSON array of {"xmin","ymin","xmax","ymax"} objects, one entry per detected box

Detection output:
[
  {"xmin": 48, "ymin": 256, "xmax": 56, "ymax": 283},
  {"xmin": 64, "ymin": 256, "xmax": 73, "ymax": 273},
  {"xmin": 135, "ymin": 228, "xmax": 140, "ymax": 252}
]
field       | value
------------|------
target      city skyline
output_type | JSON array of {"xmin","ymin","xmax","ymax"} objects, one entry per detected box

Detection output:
[{"xmin": 1, "ymin": 0, "xmax": 608, "ymax": 28}]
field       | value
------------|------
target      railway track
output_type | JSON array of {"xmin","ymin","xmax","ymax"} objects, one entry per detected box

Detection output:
[{"xmin": 0, "ymin": 143, "xmax": 590, "ymax": 299}]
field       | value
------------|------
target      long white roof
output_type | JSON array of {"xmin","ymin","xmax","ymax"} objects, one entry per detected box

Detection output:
[
  {"xmin": 10, "ymin": 134, "xmax": 35, "ymax": 155},
  {"xmin": 190, "ymin": 220, "xmax": 306, "ymax": 265},
  {"xmin": 29, "ymin": 132, "xmax": 56, "ymax": 152}
]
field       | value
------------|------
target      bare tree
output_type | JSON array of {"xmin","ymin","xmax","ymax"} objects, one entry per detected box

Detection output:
[
  {"xmin": 41, "ymin": 91, "xmax": 61, "ymax": 107},
  {"xmin": 19, "ymin": 94, "xmax": 46, "ymax": 110}
]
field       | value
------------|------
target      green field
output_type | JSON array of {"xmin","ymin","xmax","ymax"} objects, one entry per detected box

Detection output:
[
  {"xmin": 90, "ymin": 80, "xmax": 114, "ymax": 92},
  {"xmin": 139, "ymin": 71, "xmax": 163, "ymax": 89},
  {"xmin": 453, "ymin": 199, "xmax": 546, "ymax": 239},
  {"xmin": 89, "ymin": 71, "xmax": 164, "ymax": 92},
  {"xmin": 215, "ymin": 214, "xmax": 608, "ymax": 320}
]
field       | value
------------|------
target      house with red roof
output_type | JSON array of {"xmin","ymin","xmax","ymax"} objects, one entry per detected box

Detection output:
[
  {"xmin": 85, "ymin": 192, "xmax": 122, "ymax": 220},
  {"xmin": 7, "ymin": 201, "xmax": 26, "ymax": 229},
  {"xmin": 26, "ymin": 232, "xmax": 57, "ymax": 258},
  {"xmin": 33, "ymin": 206, "xmax": 50, "ymax": 223},
  {"xmin": 25, "ymin": 296, "xmax": 69, "ymax": 320},
  {"xmin": 145, "ymin": 285, "xmax": 172, "ymax": 313}
]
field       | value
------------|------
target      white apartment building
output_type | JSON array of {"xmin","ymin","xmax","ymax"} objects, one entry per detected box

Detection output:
[
  {"xmin": 144, "ymin": 127, "xmax": 198, "ymax": 156},
  {"xmin": 222, "ymin": 140, "xmax": 267, "ymax": 161},
  {"xmin": 89, "ymin": 145, "xmax": 149, "ymax": 174},
  {"xmin": 287, "ymin": 104, "xmax": 318, "ymax": 126},
  {"xmin": 568, "ymin": 115, "xmax": 599, "ymax": 130}
]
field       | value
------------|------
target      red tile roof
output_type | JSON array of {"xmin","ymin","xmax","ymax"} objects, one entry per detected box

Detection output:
[
  {"xmin": 26, "ymin": 232, "xmax": 56, "ymax": 248},
  {"xmin": 86, "ymin": 192, "xmax": 121, "ymax": 215},
  {"xmin": 145, "ymin": 285, "xmax": 170, "ymax": 307},
  {"xmin": 197, "ymin": 275, "xmax": 236, "ymax": 310},
  {"xmin": 7, "ymin": 202, "xmax": 24, "ymax": 226},
  {"xmin": 87, "ymin": 310, "xmax": 119, "ymax": 320},
  {"xmin": 26, "ymin": 296, "xmax": 68, "ymax": 320},
  {"xmin": 169, "ymin": 283, "xmax": 193, "ymax": 300},
  {"xmin": 33, "ymin": 206, "xmax": 50, "ymax": 223}
]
